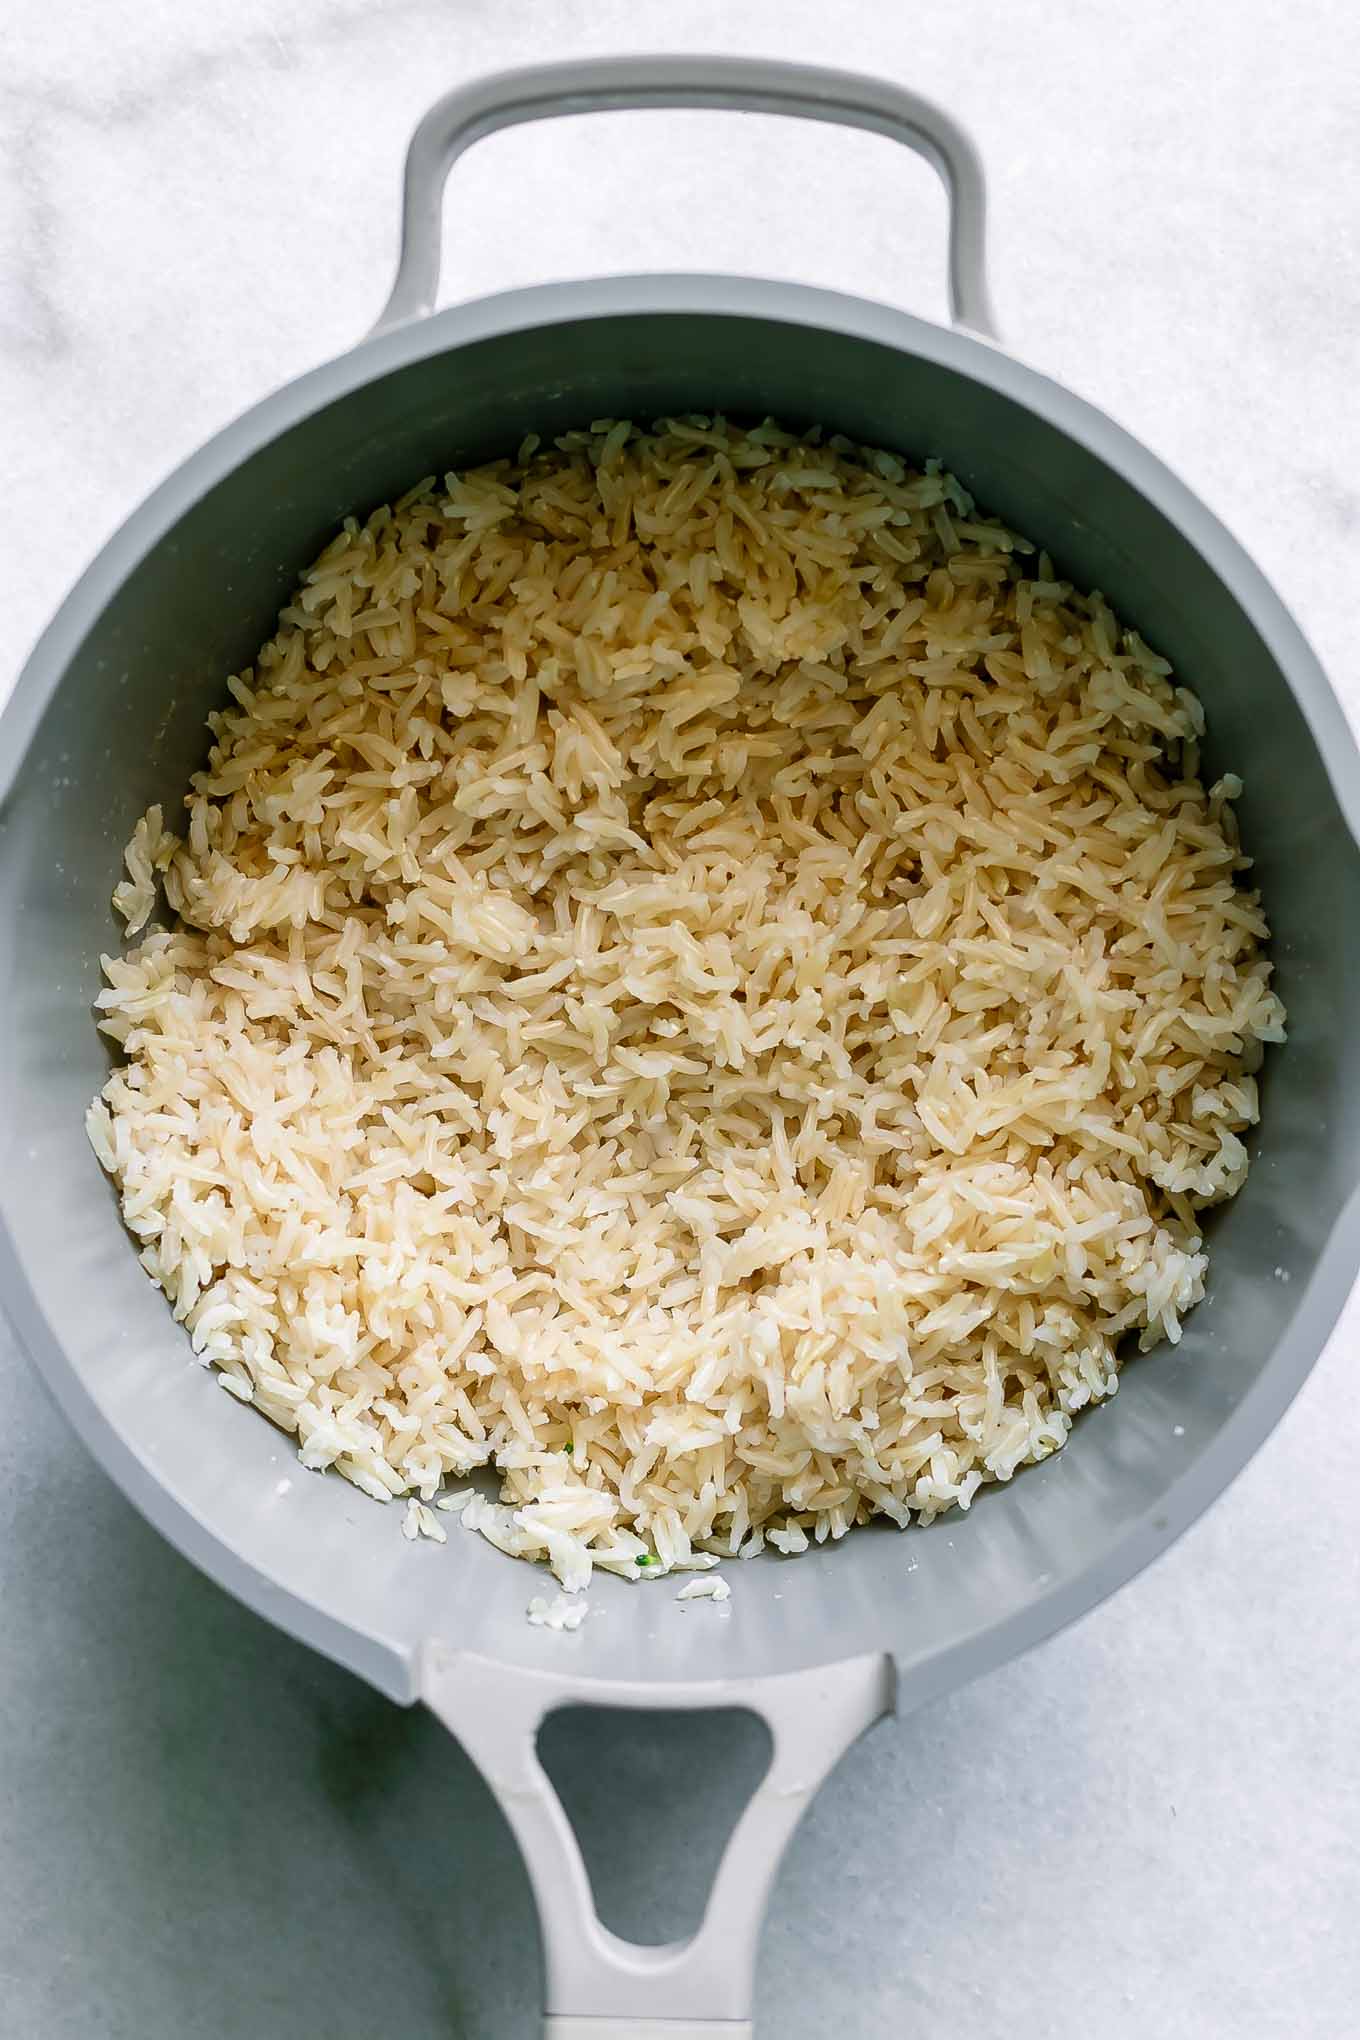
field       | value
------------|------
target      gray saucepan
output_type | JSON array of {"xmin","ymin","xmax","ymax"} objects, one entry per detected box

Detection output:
[{"xmin": 2, "ymin": 57, "xmax": 1358, "ymax": 2040}]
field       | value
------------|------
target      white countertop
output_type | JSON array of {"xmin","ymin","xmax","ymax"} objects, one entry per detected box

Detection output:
[{"xmin": 3, "ymin": 3, "xmax": 1358, "ymax": 2034}]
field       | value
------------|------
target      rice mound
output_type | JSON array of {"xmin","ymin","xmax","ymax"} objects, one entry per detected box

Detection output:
[{"xmin": 88, "ymin": 417, "xmax": 1286, "ymax": 1590}]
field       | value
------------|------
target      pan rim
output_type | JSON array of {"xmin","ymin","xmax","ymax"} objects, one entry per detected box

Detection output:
[{"xmin": 4, "ymin": 271, "xmax": 1357, "ymax": 1706}]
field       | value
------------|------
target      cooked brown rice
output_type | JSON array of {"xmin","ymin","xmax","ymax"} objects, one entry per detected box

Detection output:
[{"xmin": 87, "ymin": 418, "xmax": 1285, "ymax": 1590}]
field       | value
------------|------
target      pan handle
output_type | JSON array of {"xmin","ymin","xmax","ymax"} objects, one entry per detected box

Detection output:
[
  {"xmin": 372, "ymin": 55, "xmax": 998, "ymax": 339},
  {"xmin": 421, "ymin": 1644, "xmax": 895, "ymax": 2036}
]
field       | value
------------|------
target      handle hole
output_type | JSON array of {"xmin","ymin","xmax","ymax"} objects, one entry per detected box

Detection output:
[
  {"xmin": 434, "ymin": 111, "xmax": 949, "ymax": 325},
  {"xmin": 536, "ymin": 1704, "xmax": 772, "ymax": 1948}
]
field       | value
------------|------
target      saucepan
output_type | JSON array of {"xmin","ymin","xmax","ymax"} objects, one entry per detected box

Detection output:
[{"xmin": 2, "ymin": 57, "xmax": 1358, "ymax": 2038}]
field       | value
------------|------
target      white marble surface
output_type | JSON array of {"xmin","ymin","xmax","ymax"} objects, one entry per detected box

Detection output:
[{"xmin": 3, "ymin": 2, "xmax": 1359, "ymax": 2034}]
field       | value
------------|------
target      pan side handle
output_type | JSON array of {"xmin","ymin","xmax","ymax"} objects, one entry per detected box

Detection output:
[
  {"xmin": 421, "ymin": 1645, "xmax": 895, "ymax": 2037},
  {"xmin": 372, "ymin": 55, "xmax": 997, "ymax": 340}
]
